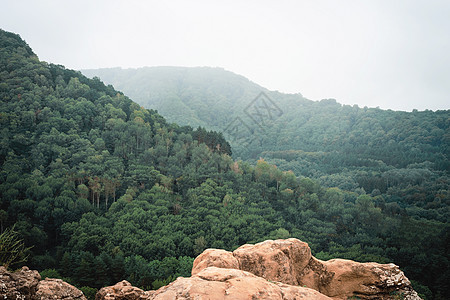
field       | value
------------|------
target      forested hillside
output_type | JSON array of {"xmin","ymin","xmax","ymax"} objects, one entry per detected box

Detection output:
[
  {"xmin": 81, "ymin": 67, "xmax": 449, "ymax": 167},
  {"xmin": 83, "ymin": 67, "xmax": 449, "ymax": 224},
  {"xmin": 82, "ymin": 66, "xmax": 265, "ymax": 129},
  {"xmin": 1, "ymin": 29, "xmax": 448, "ymax": 299}
]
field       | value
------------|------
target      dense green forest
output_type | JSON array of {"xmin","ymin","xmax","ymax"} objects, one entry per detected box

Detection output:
[
  {"xmin": 83, "ymin": 67, "xmax": 449, "ymax": 225},
  {"xmin": 1, "ymin": 29, "xmax": 449, "ymax": 299}
]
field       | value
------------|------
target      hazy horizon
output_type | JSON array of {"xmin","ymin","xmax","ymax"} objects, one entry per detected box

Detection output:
[{"xmin": 1, "ymin": 0, "xmax": 449, "ymax": 112}]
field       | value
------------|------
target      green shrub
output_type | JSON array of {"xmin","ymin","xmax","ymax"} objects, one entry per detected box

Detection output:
[
  {"xmin": 0, "ymin": 226, "xmax": 31, "ymax": 269},
  {"xmin": 79, "ymin": 286, "xmax": 97, "ymax": 300},
  {"xmin": 39, "ymin": 268, "xmax": 62, "ymax": 279}
]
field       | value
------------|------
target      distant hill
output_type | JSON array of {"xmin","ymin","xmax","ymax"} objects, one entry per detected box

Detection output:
[
  {"xmin": 82, "ymin": 67, "xmax": 448, "ymax": 160},
  {"xmin": 82, "ymin": 67, "xmax": 449, "ymax": 179},
  {"xmin": 82, "ymin": 67, "xmax": 269, "ymax": 129}
]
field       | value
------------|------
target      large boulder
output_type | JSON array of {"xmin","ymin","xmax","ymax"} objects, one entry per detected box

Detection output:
[
  {"xmin": 95, "ymin": 280, "xmax": 155, "ymax": 300},
  {"xmin": 192, "ymin": 238, "xmax": 422, "ymax": 300},
  {"xmin": 191, "ymin": 249, "xmax": 239, "ymax": 276},
  {"xmin": 318, "ymin": 259, "xmax": 420, "ymax": 299},
  {"xmin": 0, "ymin": 266, "xmax": 87, "ymax": 300},
  {"xmin": 0, "ymin": 266, "xmax": 41, "ymax": 299},
  {"xmin": 231, "ymin": 238, "xmax": 312, "ymax": 285},
  {"xmin": 36, "ymin": 278, "xmax": 87, "ymax": 299},
  {"xmin": 151, "ymin": 267, "xmax": 331, "ymax": 300}
]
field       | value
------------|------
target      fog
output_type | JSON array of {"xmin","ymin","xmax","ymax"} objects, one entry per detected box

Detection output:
[{"xmin": 1, "ymin": 0, "xmax": 449, "ymax": 111}]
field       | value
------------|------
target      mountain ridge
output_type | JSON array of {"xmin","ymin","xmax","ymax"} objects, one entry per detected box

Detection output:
[
  {"xmin": 81, "ymin": 66, "xmax": 449, "ymax": 215},
  {"xmin": 81, "ymin": 66, "xmax": 449, "ymax": 162}
]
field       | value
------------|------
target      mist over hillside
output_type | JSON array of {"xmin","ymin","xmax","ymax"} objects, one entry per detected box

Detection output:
[
  {"xmin": 82, "ymin": 67, "xmax": 270, "ymax": 129},
  {"xmin": 82, "ymin": 68, "xmax": 449, "ymax": 209},
  {"xmin": 82, "ymin": 67, "xmax": 448, "ymax": 164}
]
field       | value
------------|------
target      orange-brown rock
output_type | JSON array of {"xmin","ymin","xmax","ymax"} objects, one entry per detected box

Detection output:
[
  {"xmin": 191, "ymin": 249, "xmax": 239, "ymax": 276},
  {"xmin": 0, "ymin": 266, "xmax": 87, "ymax": 300},
  {"xmin": 0, "ymin": 266, "xmax": 41, "ymax": 299},
  {"xmin": 96, "ymin": 239, "xmax": 421, "ymax": 300},
  {"xmin": 151, "ymin": 267, "xmax": 332, "ymax": 300},
  {"xmin": 232, "ymin": 238, "xmax": 312, "ymax": 285},
  {"xmin": 95, "ymin": 280, "xmax": 155, "ymax": 300},
  {"xmin": 36, "ymin": 278, "xmax": 87, "ymax": 299},
  {"xmin": 192, "ymin": 238, "xmax": 422, "ymax": 300},
  {"xmin": 318, "ymin": 259, "xmax": 417, "ymax": 299}
]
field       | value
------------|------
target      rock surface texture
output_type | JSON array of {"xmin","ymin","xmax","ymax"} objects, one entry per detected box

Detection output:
[
  {"xmin": 0, "ymin": 266, "xmax": 86, "ymax": 299},
  {"xmin": 151, "ymin": 267, "xmax": 332, "ymax": 300},
  {"xmin": 37, "ymin": 278, "xmax": 87, "ymax": 299},
  {"xmin": 0, "ymin": 266, "xmax": 41, "ymax": 300},
  {"xmin": 95, "ymin": 280, "xmax": 155, "ymax": 300},
  {"xmin": 192, "ymin": 238, "xmax": 422, "ymax": 300}
]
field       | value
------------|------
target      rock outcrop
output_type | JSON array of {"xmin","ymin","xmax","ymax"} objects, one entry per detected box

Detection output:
[
  {"xmin": 193, "ymin": 238, "xmax": 421, "ymax": 300},
  {"xmin": 317, "ymin": 259, "xmax": 419, "ymax": 299},
  {"xmin": 37, "ymin": 278, "xmax": 87, "ymax": 299},
  {"xmin": 95, "ymin": 280, "xmax": 155, "ymax": 300},
  {"xmin": 0, "ymin": 266, "xmax": 86, "ymax": 300},
  {"xmin": 96, "ymin": 267, "xmax": 331, "ymax": 300},
  {"xmin": 151, "ymin": 267, "xmax": 332, "ymax": 300},
  {"xmin": 2, "ymin": 239, "xmax": 419, "ymax": 299},
  {"xmin": 0, "ymin": 266, "xmax": 41, "ymax": 299},
  {"xmin": 97, "ymin": 239, "xmax": 421, "ymax": 300}
]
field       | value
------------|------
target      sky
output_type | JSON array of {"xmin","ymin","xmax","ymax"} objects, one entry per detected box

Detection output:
[{"xmin": 1, "ymin": 0, "xmax": 449, "ymax": 111}]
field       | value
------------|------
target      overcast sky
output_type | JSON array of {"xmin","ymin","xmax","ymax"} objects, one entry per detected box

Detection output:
[{"xmin": 1, "ymin": 0, "xmax": 449, "ymax": 111}]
